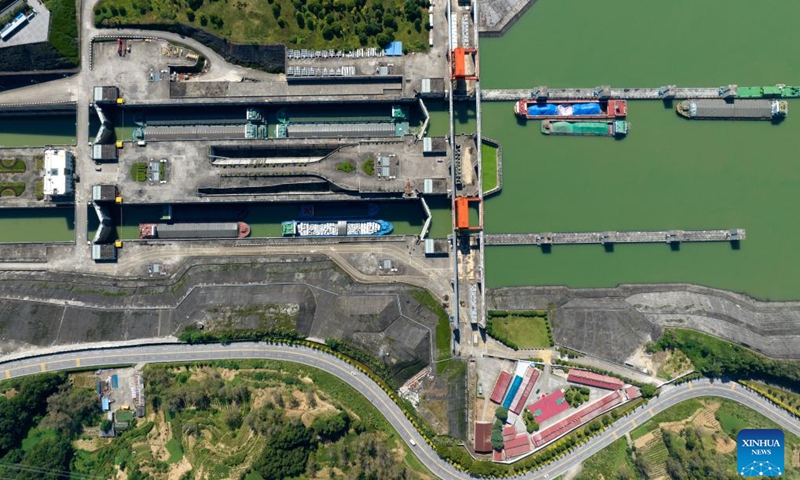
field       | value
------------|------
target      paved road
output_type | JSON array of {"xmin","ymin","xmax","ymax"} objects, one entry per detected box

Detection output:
[{"xmin": 1, "ymin": 344, "xmax": 798, "ymax": 479}]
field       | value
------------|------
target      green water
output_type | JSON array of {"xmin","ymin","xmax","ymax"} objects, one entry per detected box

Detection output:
[
  {"xmin": 0, "ymin": 116, "xmax": 76, "ymax": 147},
  {"xmin": 477, "ymin": 0, "xmax": 800, "ymax": 300},
  {"xmin": 0, "ymin": 208, "xmax": 74, "ymax": 242}
]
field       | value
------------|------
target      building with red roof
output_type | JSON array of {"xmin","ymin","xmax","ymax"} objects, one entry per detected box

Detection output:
[
  {"xmin": 531, "ymin": 391, "xmax": 624, "ymax": 447},
  {"xmin": 510, "ymin": 367, "xmax": 541, "ymax": 415},
  {"xmin": 502, "ymin": 425, "xmax": 517, "ymax": 442},
  {"xmin": 527, "ymin": 389, "xmax": 570, "ymax": 423},
  {"xmin": 625, "ymin": 385, "xmax": 641, "ymax": 400},
  {"xmin": 474, "ymin": 422, "xmax": 493, "ymax": 453},
  {"xmin": 504, "ymin": 433, "xmax": 532, "ymax": 458},
  {"xmin": 567, "ymin": 369, "xmax": 624, "ymax": 390},
  {"xmin": 490, "ymin": 371, "xmax": 513, "ymax": 404}
]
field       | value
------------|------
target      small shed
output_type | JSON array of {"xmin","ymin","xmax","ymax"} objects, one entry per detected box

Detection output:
[
  {"xmin": 424, "ymin": 238, "xmax": 449, "ymax": 257},
  {"xmin": 92, "ymin": 184, "xmax": 116, "ymax": 202},
  {"xmin": 93, "ymin": 86, "xmax": 119, "ymax": 104},
  {"xmin": 92, "ymin": 244, "xmax": 117, "ymax": 262},
  {"xmin": 92, "ymin": 143, "xmax": 118, "ymax": 161},
  {"xmin": 422, "ymin": 137, "xmax": 447, "ymax": 156},
  {"xmin": 384, "ymin": 41, "xmax": 403, "ymax": 56}
]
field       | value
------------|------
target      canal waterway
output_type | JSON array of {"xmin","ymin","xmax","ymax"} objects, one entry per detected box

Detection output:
[
  {"xmin": 87, "ymin": 199, "xmax": 453, "ymax": 241},
  {"xmin": 0, "ymin": 116, "xmax": 76, "ymax": 147},
  {"xmin": 0, "ymin": 207, "xmax": 74, "ymax": 242},
  {"xmin": 476, "ymin": 0, "xmax": 800, "ymax": 300}
]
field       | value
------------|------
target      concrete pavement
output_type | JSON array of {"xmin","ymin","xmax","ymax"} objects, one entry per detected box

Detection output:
[{"xmin": 1, "ymin": 343, "xmax": 797, "ymax": 479}]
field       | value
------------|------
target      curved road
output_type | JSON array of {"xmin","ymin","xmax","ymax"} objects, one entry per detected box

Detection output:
[{"xmin": 1, "ymin": 344, "xmax": 798, "ymax": 479}]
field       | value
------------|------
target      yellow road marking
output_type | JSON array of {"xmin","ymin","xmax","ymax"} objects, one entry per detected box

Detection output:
[
  {"xmin": 612, "ymin": 431, "xmax": 618, "ymax": 439},
  {"xmin": 688, "ymin": 383, "xmax": 693, "ymax": 389},
  {"xmin": 39, "ymin": 363, "xmax": 46, "ymax": 372},
  {"xmin": 648, "ymin": 408, "xmax": 654, "ymax": 416},
  {"xmin": 731, "ymin": 383, "xmax": 736, "ymax": 390},
  {"xmin": 630, "ymin": 419, "xmax": 637, "ymax": 428},
  {"xmin": 76, "ymin": 358, "xmax": 81, "ymax": 367},
  {"xmin": 3, "ymin": 370, "xmax": 8, "ymax": 379}
]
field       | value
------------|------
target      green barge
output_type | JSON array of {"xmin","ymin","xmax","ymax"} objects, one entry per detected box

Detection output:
[
  {"xmin": 541, "ymin": 120, "xmax": 629, "ymax": 137},
  {"xmin": 736, "ymin": 84, "xmax": 800, "ymax": 99}
]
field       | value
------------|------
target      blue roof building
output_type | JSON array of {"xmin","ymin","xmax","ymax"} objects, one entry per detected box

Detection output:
[{"xmin": 384, "ymin": 41, "xmax": 403, "ymax": 56}]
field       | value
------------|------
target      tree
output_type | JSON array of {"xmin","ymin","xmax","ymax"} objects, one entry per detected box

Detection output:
[
  {"xmin": 311, "ymin": 412, "xmax": 350, "ymax": 442},
  {"xmin": 490, "ymin": 423, "xmax": 504, "ymax": 451},
  {"xmin": 254, "ymin": 420, "xmax": 315, "ymax": 480},
  {"xmin": 295, "ymin": 12, "xmax": 305, "ymax": 28},
  {"xmin": 495, "ymin": 406, "xmax": 508, "ymax": 423},
  {"xmin": 640, "ymin": 383, "xmax": 658, "ymax": 399},
  {"xmin": 100, "ymin": 419, "xmax": 112, "ymax": 432}
]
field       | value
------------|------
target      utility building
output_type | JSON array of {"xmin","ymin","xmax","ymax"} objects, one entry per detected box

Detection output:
[{"xmin": 43, "ymin": 149, "xmax": 74, "ymax": 196}]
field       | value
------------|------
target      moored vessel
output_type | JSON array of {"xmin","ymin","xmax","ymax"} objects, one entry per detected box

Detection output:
[
  {"xmin": 541, "ymin": 120, "xmax": 629, "ymax": 137},
  {"xmin": 515, "ymin": 99, "xmax": 627, "ymax": 120},
  {"xmin": 139, "ymin": 222, "xmax": 250, "ymax": 239},
  {"xmin": 282, "ymin": 219, "xmax": 393, "ymax": 237},
  {"xmin": 676, "ymin": 99, "xmax": 787, "ymax": 120}
]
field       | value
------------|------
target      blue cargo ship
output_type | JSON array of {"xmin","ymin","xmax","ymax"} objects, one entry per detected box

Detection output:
[
  {"xmin": 282, "ymin": 219, "xmax": 393, "ymax": 237},
  {"xmin": 515, "ymin": 99, "xmax": 627, "ymax": 120}
]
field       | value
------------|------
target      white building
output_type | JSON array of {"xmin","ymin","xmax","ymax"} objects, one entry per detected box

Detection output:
[{"xmin": 43, "ymin": 149, "xmax": 74, "ymax": 196}]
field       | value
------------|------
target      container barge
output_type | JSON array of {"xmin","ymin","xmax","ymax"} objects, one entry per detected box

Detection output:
[
  {"xmin": 541, "ymin": 120, "xmax": 629, "ymax": 137},
  {"xmin": 139, "ymin": 222, "xmax": 250, "ymax": 239},
  {"xmin": 737, "ymin": 84, "xmax": 800, "ymax": 99},
  {"xmin": 676, "ymin": 99, "xmax": 787, "ymax": 120},
  {"xmin": 282, "ymin": 219, "xmax": 393, "ymax": 237},
  {"xmin": 515, "ymin": 99, "xmax": 627, "ymax": 120}
]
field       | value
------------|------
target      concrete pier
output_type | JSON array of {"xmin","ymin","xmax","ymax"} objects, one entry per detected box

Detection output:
[
  {"xmin": 484, "ymin": 229, "xmax": 746, "ymax": 246},
  {"xmin": 481, "ymin": 86, "xmax": 739, "ymax": 102}
]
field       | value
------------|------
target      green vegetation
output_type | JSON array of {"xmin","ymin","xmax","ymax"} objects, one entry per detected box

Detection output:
[
  {"xmin": 0, "ymin": 373, "xmax": 100, "ymax": 480},
  {"xmin": 42, "ymin": 0, "xmax": 79, "ymax": 65},
  {"xmin": 363, "ymin": 157, "xmax": 375, "ymax": 176},
  {"xmin": 34, "ymin": 156, "xmax": 43, "ymax": 171},
  {"xmin": 650, "ymin": 328, "xmax": 800, "ymax": 386},
  {"xmin": 79, "ymin": 361, "xmax": 424, "ymax": 479},
  {"xmin": 411, "ymin": 289, "xmax": 451, "ymax": 361},
  {"xmin": 522, "ymin": 410, "xmax": 539, "ymax": 433},
  {"xmin": 0, "ymin": 158, "xmax": 25, "ymax": 173},
  {"xmin": 490, "ymin": 420, "xmax": 503, "ymax": 451},
  {"xmin": 34, "ymin": 181, "xmax": 44, "ymax": 200},
  {"xmin": 486, "ymin": 310, "xmax": 553, "ymax": 350},
  {"xmin": 574, "ymin": 438, "xmax": 636, "ymax": 480},
  {"xmin": 178, "ymin": 322, "xmax": 303, "ymax": 345},
  {"xmin": 481, "ymin": 142, "xmax": 498, "ymax": 194},
  {"xmin": 94, "ymin": 0, "xmax": 430, "ymax": 52},
  {"xmin": 632, "ymin": 398, "xmax": 703, "ymax": 440},
  {"xmin": 495, "ymin": 406, "xmax": 508, "ymax": 423},
  {"xmin": 0, "ymin": 182, "xmax": 25, "ymax": 197},
  {"xmin": 654, "ymin": 348, "xmax": 694, "ymax": 381},
  {"xmin": 335, "ymin": 160, "xmax": 355, "ymax": 173},
  {"xmin": 130, "ymin": 162, "xmax": 147, "ymax": 182},
  {"xmin": 579, "ymin": 398, "xmax": 800, "ymax": 480},
  {"xmin": 741, "ymin": 379, "xmax": 800, "ymax": 416},
  {"xmin": 563, "ymin": 386, "xmax": 590, "ymax": 408}
]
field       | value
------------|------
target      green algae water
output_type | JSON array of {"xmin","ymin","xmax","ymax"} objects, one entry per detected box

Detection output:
[
  {"xmin": 479, "ymin": 0, "xmax": 800, "ymax": 300},
  {"xmin": 0, "ymin": 116, "xmax": 76, "ymax": 147},
  {"xmin": 0, "ymin": 208, "xmax": 74, "ymax": 242}
]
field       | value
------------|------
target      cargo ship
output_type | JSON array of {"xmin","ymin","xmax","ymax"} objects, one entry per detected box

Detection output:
[
  {"xmin": 298, "ymin": 202, "xmax": 379, "ymax": 219},
  {"xmin": 541, "ymin": 120, "xmax": 629, "ymax": 137},
  {"xmin": 515, "ymin": 99, "xmax": 627, "ymax": 120},
  {"xmin": 139, "ymin": 222, "xmax": 250, "ymax": 239},
  {"xmin": 282, "ymin": 219, "xmax": 393, "ymax": 237},
  {"xmin": 676, "ymin": 99, "xmax": 788, "ymax": 120}
]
